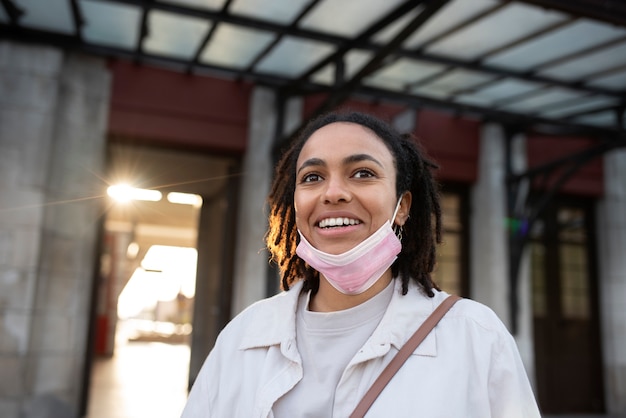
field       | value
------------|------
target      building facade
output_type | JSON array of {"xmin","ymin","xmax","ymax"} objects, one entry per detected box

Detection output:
[{"xmin": 1, "ymin": 22, "xmax": 625, "ymax": 418}]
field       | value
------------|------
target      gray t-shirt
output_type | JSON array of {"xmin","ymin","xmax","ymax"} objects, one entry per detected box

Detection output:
[{"xmin": 272, "ymin": 280, "xmax": 394, "ymax": 417}]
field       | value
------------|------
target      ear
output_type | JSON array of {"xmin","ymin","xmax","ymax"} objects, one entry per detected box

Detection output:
[{"xmin": 394, "ymin": 192, "xmax": 412, "ymax": 226}]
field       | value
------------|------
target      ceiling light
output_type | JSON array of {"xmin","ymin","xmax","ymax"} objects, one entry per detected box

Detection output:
[
  {"xmin": 167, "ymin": 192, "xmax": 203, "ymax": 207},
  {"xmin": 107, "ymin": 184, "xmax": 162, "ymax": 202}
]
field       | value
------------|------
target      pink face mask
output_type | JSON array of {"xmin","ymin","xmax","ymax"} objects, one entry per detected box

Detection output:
[{"xmin": 295, "ymin": 199, "xmax": 403, "ymax": 295}]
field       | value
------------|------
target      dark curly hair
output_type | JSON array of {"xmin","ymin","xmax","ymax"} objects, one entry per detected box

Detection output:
[{"xmin": 266, "ymin": 111, "xmax": 442, "ymax": 297}]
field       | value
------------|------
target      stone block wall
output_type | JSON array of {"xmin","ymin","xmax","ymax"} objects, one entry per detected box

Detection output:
[{"xmin": 0, "ymin": 41, "xmax": 110, "ymax": 418}]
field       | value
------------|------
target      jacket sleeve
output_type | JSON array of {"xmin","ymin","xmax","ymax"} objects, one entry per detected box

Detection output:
[
  {"xmin": 180, "ymin": 354, "xmax": 213, "ymax": 417},
  {"xmin": 488, "ymin": 331, "xmax": 542, "ymax": 418}
]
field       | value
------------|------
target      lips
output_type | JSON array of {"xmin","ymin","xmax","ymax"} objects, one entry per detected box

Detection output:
[{"xmin": 318, "ymin": 217, "xmax": 362, "ymax": 228}]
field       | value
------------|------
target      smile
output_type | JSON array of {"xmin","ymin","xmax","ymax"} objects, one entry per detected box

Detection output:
[{"xmin": 318, "ymin": 218, "xmax": 362, "ymax": 228}]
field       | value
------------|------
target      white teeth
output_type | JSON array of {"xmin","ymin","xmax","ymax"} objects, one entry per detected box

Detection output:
[{"xmin": 319, "ymin": 217, "xmax": 360, "ymax": 228}]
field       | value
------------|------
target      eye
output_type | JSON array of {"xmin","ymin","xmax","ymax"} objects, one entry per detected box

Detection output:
[
  {"xmin": 301, "ymin": 172, "xmax": 323, "ymax": 183},
  {"xmin": 352, "ymin": 168, "xmax": 376, "ymax": 179}
]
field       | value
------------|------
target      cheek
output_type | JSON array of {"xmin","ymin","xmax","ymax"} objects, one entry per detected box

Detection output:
[{"xmin": 293, "ymin": 191, "xmax": 305, "ymax": 228}]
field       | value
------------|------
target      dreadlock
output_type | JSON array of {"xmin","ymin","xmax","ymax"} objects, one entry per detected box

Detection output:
[{"xmin": 266, "ymin": 111, "xmax": 442, "ymax": 297}]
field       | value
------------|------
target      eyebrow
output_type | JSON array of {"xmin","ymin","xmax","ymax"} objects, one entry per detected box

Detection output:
[{"xmin": 296, "ymin": 154, "xmax": 384, "ymax": 175}]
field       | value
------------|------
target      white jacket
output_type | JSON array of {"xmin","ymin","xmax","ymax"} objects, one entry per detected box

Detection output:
[{"xmin": 182, "ymin": 279, "xmax": 541, "ymax": 418}]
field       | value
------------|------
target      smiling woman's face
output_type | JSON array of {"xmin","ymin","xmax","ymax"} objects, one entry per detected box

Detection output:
[{"xmin": 294, "ymin": 122, "xmax": 400, "ymax": 255}]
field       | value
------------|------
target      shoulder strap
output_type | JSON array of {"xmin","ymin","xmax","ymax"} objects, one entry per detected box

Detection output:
[{"xmin": 350, "ymin": 294, "xmax": 462, "ymax": 418}]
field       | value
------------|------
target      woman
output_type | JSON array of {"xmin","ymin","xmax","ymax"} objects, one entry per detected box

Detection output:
[{"xmin": 181, "ymin": 111, "xmax": 541, "ymax": 417}]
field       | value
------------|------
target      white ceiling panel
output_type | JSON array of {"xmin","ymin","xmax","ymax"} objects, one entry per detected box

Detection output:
[
  {"xmin": 311, "ymin": 50, "xmax": 374, "ymax": 85},
  {"xmin": 311, "ymin": 64, "xmax": 335, "ymax": 85},
  {"xmin": 143, "ymin": 11, "xmax": 211, "ymax": 59},
  {"xmin": 160, "ymin": 0, "xmax": 227, "ymax": 10},
  {"xmin": 486, "ymin": 19, "xmax": 626, "ymax": 71},
  {"xmin": 427, "ymin": 3, "xmax": 566, "ymax": 60},
  {"xmin": 15, "ymin": 0, "xmax": 74, "ymax": 34},
  {"xmin": 402, "ymin": 0, "xmax": 499, "ymax": 49},
  {"xmin": 458, "ymin": 78, "xmax": 543, "ymax": 103},
  {"xmin": 588, "ymin": 70, "xmax": 626, "ymax": 90},
  {"xmin": 364, "ymin": 75, "xmax": 407, "ymax": 91},
  {"xmin": 367, "ymin": 58, "xmax": 447, "ymax": 87},
  {"xmin": 372, "ymin": 6, "xmax": 424, "ymax": 45},
  {"xmin": 498, "ymin": 87, "xmax": 586, "ymax": 113},
  {"xmin": 412, "ymin": 84, "xmax": 455, "ymax": 100},
  {"xmin": 574, "ymin": 111, "xmax": 619, "ymax": 127},
  {"xmin": 200, "ymin": 24, "xmax": 275, "ymax": 69},
  {"xmin": 256, "ymin": 37, "xmax": 335, "ymax": 77},
  {"xmin": 540, "ymin": 96, "xmax": 618, "ymax": 118},
  {"xmin": 540, "ymin": 42, "xmax": 626, "ymax": 81},
  {"xmin": 230, "ymin": 0, "xmax": 311, "ymax": 24},
  {"xmin": 2, "ymin": 0, "xmax": 624, "ymax": 134},
  {"xmin": 81, "ymin": 0, "xmax": 142, "ymax": 49},
  {"xmin": 299, "ymin": 0, "xmax": 405, "ymax": 37},
  {"xmin": 422, "ymin": 69, "xmax": 495, "ymax": 94},
  {"xmin": 453, "ymin": 94, "xmax": 494, "ymax": 108}
]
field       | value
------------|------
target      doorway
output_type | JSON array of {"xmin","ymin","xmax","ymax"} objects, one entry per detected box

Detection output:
[
  {"xmin": 531, "ymin": 199, "xmax": 604, "ymax": 413},
  {"xmin": 86, "ymin": 143, "xmax": 238, "ymax": 417}
]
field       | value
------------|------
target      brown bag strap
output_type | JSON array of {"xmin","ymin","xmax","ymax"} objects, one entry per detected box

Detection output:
[{"xmin": 350, "ymin": 294, "xmax": 462, "ymax": 418}]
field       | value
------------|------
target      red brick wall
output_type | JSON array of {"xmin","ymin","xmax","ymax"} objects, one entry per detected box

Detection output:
[{"xmin": 107, "ymin": 60, "xmax": 252, "ymax": 154}]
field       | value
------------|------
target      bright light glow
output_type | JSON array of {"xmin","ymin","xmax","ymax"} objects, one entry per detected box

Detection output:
[
  {"xmin": 126, "ymin": 242, "xmax": 140, "ymax": 259},
  {"xmin": 107, "ymin": 184, "xmax": 162, "ymax": 202},
  {"xmin": 118, "ymin": 245, "xmax": 197, "ymax": 319},
  {"xmin": 167, "ymin": 192, "xmax": 203, "ymax": 207}
]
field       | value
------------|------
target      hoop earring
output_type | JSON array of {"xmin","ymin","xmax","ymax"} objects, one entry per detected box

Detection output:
[{"xmin": 395, "ymin": 225, "xmax": 404, "ymax": 242}]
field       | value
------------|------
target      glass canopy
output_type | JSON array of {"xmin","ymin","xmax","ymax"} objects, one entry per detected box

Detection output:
[{"xmin": 2, "ymin": 0, "xmax": 625, "ymax": 133}]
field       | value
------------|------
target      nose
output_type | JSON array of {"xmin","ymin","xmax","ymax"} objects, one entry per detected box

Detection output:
[{"xmin": 322, "ymin": 176, "xmax": 351, "ymax": 204}]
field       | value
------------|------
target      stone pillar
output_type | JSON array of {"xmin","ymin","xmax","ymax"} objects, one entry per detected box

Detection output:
[
  {"xmin": 231, "ymin": 87, "xmax": 301, "ymax": 316},
  {"xmin": 0, "ymin": 41, "xmax": 110, "ymax": 418},
  {"xmin": 597, "ymin": 148, "xmax": 626, "ymax": 415},
  {"xmin": 470, "ymin": 124, "xmax": 536, "ymax": 383},
  {"xmin": 509, "ymin": 133, "xmax": 536, "ymax": 388},
  {"xmin": 470, "ymin": 123, "xmax": 510, "ymax": 323},
  {"xmin": 0, "ymin": 41, "xmax": 63, "ymax": 418}
]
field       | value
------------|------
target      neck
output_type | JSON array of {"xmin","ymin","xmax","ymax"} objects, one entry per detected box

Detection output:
[{"xmin": 309, "ymin": 270, "xmax": 393, "ymax": 312}]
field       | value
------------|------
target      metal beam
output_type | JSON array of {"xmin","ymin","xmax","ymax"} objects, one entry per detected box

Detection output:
[
  {"xmin": 560, "ymin": 104, "xmax": 622, "ymax": 121},
  {"xmin": 1, "ymin": 17, "xmax": 622, "ymax": 138},
  {"xmin": 287, "ymin": 0, "xmax": 427, "ymax": 88},
  {"xmin": 531, "ymin": 34, "xmax": 626, "ymax": 74},
  {"xmin": 90, "ymin": 0, "xmax": 347, "ymax": 44},
  {"xmin": 514, "ymin": 0, "xmax": 626, "ymax": 27},
  {"xmin": 474, "ymin": 16, "xmax": 576, "ymax": 62},
  {"xmin": 505, "ymin": 132, "xmax": 626, "ymax": 333},
  {"xmin": 89, "ymin": 0, "xmax": 625, "ymax": 99},
  {"xmin": 273, "ymin": 0, "xmax": 451, "ymax": 155},
  {"xmin": 1, "ymin": 0, "xmax": 23, "ymax": 24},
  {"xmin": 356, "ymin": 83, "xmax": 623, "ymax": 136},
  {"xmin": 133, "ymin": 1, "xmax": 152, "ymax": 63},
  {"xmin": 69, "ymin": 0, "xmax": 85, "ymax": 39},
  {"xmin": 239, "ymin": 0, "xmax": 322, "ymax": 79},
  {"xmin": 415, "ymin": 1, "xmax": 508, "ymax": 51},
  {"xmin": 186, "ymin": 0, "xmax": 234, "ymax": 74},
  {"xmin": 412, "ymin": 50, "xmax": 623, "ymax": 98}
]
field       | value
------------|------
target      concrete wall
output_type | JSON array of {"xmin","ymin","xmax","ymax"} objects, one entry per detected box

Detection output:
[
  {"xmin": 0, "ymin": 41, "xmax": 110, "ymax": 418},
  {"xmin": 597, "ymin": 148, "xmax": 626, "ymax": 415}
]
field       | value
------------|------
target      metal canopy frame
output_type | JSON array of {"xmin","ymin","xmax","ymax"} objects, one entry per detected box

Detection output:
[
  {"xmin": 2, "ymin": 0, "xmax": 626, "ymax": 332},
  {"xmin": 1, "ymin": 0, "xmax": 625, "ymax": 137}
]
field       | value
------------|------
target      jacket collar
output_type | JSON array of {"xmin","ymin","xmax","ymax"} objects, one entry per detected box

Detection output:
[
  {"xmin": 238, "ymin": 278, "xmax": 448, "ymax": 359},
  {"xmin": 238, "ymin": 280, "xmax": 303, "ymax": 351}
]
